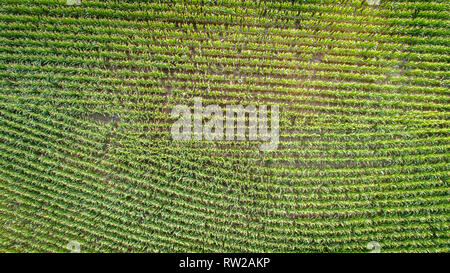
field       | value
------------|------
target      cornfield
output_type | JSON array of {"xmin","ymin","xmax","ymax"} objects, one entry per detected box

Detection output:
[{"xmin": 0, "ymin": 0, "xmax": 449, "ymax": 253}]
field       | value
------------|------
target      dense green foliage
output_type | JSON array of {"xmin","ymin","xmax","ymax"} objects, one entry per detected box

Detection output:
[{"xmin": 0, "ymin": 0, "xmax": 448, "ymax": 252}]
